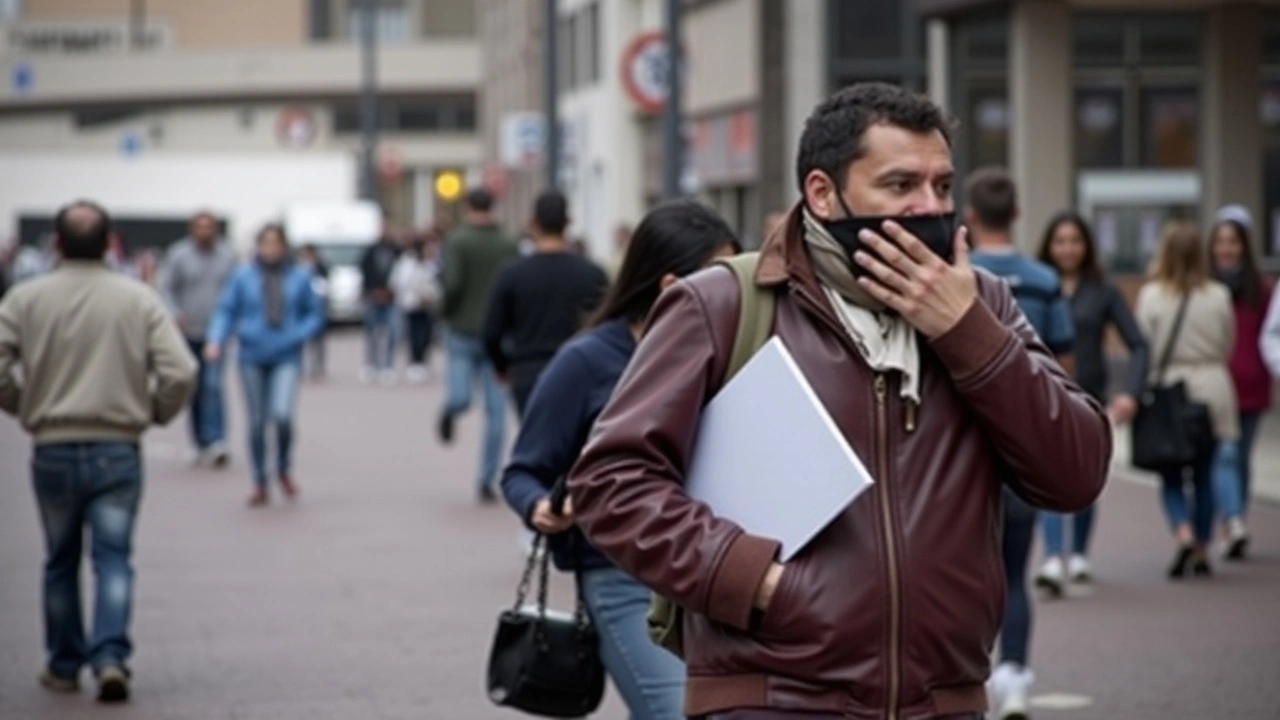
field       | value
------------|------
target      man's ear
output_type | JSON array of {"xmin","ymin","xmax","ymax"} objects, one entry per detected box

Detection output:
[
  {"xmin": 659, "ymin": 272, "xmax": 679, "ymax": 291},
  {"xmin": 962, "ymin": 207, "xmax": 978, "ymax": 228},
  {"xmin": 802, "ymin": 171, "xmax": 839, "ymax": 220}
]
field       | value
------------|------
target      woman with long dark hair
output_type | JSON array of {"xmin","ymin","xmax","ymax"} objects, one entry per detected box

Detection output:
[
  {"xmin": 499, "ymin": 200, "xmax": 740, "ymax": 720},
  {"xmin": 1207, "ymin": 205, "xmax": 1271, "ymax": 557},
  {"xmin": 206, "ymin": 224, "xmax": 326, "ymax": 507},
  {"xmin": 1033, "ymin": 212, "xmax": 1149, "ymax": 592}
]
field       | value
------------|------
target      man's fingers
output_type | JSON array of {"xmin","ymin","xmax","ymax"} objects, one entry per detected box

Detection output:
[
  {"xmin": 879, "ymin": 220, "xmax": 938, "ymax": 267},
  {"xmin": 952, "ymin": 226, "xmax": 971, "ymax": 271},
  {"xmin": 854, "ymin": 251, "xmax": 913, "ymax": 294},
  {"xmin": 856, "ymin": 276, "xmax": 913, "ymax": 315}
]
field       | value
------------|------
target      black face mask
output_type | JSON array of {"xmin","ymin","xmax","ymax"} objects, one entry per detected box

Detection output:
[{"xmin": 818, "ymin": 190, "xmax": 957, "ymax": 278}]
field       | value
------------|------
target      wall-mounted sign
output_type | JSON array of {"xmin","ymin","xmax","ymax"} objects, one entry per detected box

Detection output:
[
  {"xmin": 620, "ymin": 31, "xmax": 671, "ymax": 114},
  {"xmin": 499, "ymin": 111, "xmax": 545, "ymax": 168}
]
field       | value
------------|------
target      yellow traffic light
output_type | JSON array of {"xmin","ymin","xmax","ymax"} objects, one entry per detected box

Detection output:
[{"xmin": 435, "ymin": 170, "xmax": 463, "ymax": 201}]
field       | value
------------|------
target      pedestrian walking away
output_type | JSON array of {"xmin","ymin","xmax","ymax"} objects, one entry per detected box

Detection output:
[
  {"xmin": 437, "ymin": 188, "xmax": 520, "ymax": 503},
  {"xmin": 0, "ymin": 200, "xmax": 197, "ymax": 703},
  {"xmin": 160, "ymin": 210, "xmax": 238, "ymax": 468},
  {"xmin": 1136, "ymin": 221, "xmax": 1241, "ymax": 578},
  {"xmin": 205, "ymin": 224, "xmax": 326, "ymax": 507},
  {"xmin": 965, "ymin": 168, "xmax": 1077, "ymax": 719},
  {"xmin": 296, "ymin": 243, "xmax": 331, "ymax": 381},
  {"xmin": 482, "ymin": 190, "xmax": 609, "ymax": 416},
  {"xmin": 500, "ymin": 200, "xmax": 740, "ymax": 720},
  {"xmin": 360, "ymin": 215, "xmax": 403, "ymax": 385},
  {"xmin": 1036, "ymin": 211, "xmax": 1149, "ymax": 588},
  {"xmin": 392, "ymin": 232, "xmax": 442, "ymax": 384},
  {"xmin": 567, "ymin": 83, "xmax": 1111, "ymax": 720},
  {"xmin": 1208, "ymin": 205, "xmax": 1271, "ymax": 552}
]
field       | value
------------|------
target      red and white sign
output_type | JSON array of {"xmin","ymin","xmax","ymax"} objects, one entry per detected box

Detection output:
[
  {"xmin": 378, "ymin": 147, "xmax": 404, "ymax": 182},
  {"xmin": 620, "ymin": 31, "xmax": 671, "ymax": 114}
]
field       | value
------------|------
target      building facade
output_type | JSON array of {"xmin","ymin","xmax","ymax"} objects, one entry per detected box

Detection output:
[{"xmin": 0, "ymin": 0, "xmax": 480, "ymax": 249}]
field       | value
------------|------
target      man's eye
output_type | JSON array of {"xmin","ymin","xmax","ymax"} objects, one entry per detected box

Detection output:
[
  {"xmin": 890, "ymin": 182, "xmax": 913, "ymax": 194},
  {"xmin": 937, "ymin": 182, "xmax": 953, "ymax": 196}
]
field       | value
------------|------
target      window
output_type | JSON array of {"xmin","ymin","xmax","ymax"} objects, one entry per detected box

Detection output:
[
  {"xmin": 583, "ymin": 1, "xmax": 601, "ymax": 85},
  {"xmin": 831, "ymin": 0, "xmax": 902, "ymax": 61},
  {"xmin": 967, "ymin": 87, "xmax": 1009, "ymax": 170},
  {"xmin": 1073, "ymin": 15, "xmax": 1125, "ymax": 67},
  {"xmin": 331, "ymin": 95, "xmax": 477, "ymax": 133},
  {"xmin": 0, "ymin": 0, "xmax": 20, "ymax": 21},
  {"xmin": 422, "ymin": 0, "xmax": 477, "ymax": 38},
  {"xmin": 1075, "ymin": 87, "xmax": 1124, "ymax": 168},
  {"xmin": 309, "ymin": 0, "xmax": 332, "ymax": 40},
  {"xmin": 1136, "ymin": 16, "xmax": 1200, "ymax": 66},
  {"xmin": 1261, "ymin": 81, "xmax": 1280, "ymax": 257},
  {"xmin": 566, "ymin": 12, "xmax": 579, "ymax": 88},
  {"xmin": 1140, "ymin": 87, "xmax": 1198, "ymax": 167},
  {"xmin": 347, "ymin": 1, "xmax": 409, "ymax": 43}
]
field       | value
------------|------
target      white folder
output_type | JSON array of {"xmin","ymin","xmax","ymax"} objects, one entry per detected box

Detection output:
[{"xmin": 684, "ymin": 336, "xmax": 874, "ymax": 561}]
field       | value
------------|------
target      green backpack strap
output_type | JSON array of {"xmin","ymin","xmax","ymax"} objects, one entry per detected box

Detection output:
[{"xmin": 647, "ymin": 251, "xmax": 776, "ymax": 658}]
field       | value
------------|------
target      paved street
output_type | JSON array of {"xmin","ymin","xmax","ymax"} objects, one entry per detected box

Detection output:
[{"xmin": 1, "ymin": 331, "xmax": 1278, "ymax": 719}]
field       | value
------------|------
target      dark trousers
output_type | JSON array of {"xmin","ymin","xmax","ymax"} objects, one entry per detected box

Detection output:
[
  {"xmin": 999, "ymin": 487, "xmax": 1036, "ymax": 668},
  {"xmin": 405, "ymin": 309, "xmax": 435, "ymax": 365}
]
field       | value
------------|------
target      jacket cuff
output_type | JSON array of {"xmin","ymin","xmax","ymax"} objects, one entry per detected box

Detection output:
[
  {"xmin": 705, "ymin": 532, "xmax": 780, "ymax": 630},
  {"xmin": 928, "ymin": 299, "xmax": 1012, "ymax": 383}
]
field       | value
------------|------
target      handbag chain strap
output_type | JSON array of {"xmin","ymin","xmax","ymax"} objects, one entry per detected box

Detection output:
[
  {"xmin": 511, "ymin": 533, "xmax": 592, "ymax": 630},
  {"xmin": 1155, "ymin": 292, "xmax": 1192, "ymax": 386}
]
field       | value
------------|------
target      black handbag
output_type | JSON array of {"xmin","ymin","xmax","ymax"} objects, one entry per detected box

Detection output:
[
  {"xmin": 486, "ymin": 533, "xmax": 606, "ymax": 718},
  {"xmin": 1131, "ymin": 293, "xmax": 1215, "ymax": 472}
]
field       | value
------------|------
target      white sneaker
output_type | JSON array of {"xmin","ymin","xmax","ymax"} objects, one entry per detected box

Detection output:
[
  {"xmin": 989, "ymin": 662, "xmax": 1034, "ymax": 720},
  {"xmin": 1034, "ymin": 556, "xmax": 1066, "ymax": 598},
  {"xmin": 406, "ymin": 365, "xmax": 428, "ymax": 384},
  {"xmin": 1067, "ymin": 554, "xmax": 1091, "ymax": 583},
  {"xmin": 378, "ymin": 369, "xmax": 398, "ymax": 386},
  {"xmin": 358, "ymin": 367, "xmax": 376, "ymax": 385},
  {"xmin": 1225, "ymin": 518, "xmax": 1250, "ymax": 560},
  {"xmin": 203, "ymin": 441, "xmax": 231, "ymax": 469}
]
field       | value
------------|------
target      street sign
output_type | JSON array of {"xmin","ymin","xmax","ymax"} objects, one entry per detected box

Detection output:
[
  {"xmin": 276, "ymin": 106, "xmax": 317, "ymax": 149},
  {"xmin": 11, "ymin": 62, "xmax": 33, "ymax": 96},
  {"xmin": 119, "ymin": 129, "xmax": 143, "ymax": 158},
  {"xmin": 500, "ymin": 112, "xmax": 545, "ymax": 169},
  {"xmin": 620, "ymin": 31, "xmax": 670, "ymax": 114}
]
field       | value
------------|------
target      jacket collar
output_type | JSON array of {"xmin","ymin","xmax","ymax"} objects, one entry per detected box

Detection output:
[{"xmin": 756, "ymin": 201, "xmax": 822, "ymax": 298}]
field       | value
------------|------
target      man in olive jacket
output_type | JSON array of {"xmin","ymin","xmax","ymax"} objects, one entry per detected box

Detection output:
[{"xmin": 437, "ymin": 188, "xmax": 519, "ymax": 502}]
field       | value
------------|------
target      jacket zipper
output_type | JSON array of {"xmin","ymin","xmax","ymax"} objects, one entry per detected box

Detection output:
[{"xmin": 875, "ymin": 374, "xmax": 903, "ymax": 720}]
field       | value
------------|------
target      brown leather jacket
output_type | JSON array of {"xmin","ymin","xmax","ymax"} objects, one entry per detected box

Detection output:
[{"xmin": 568, "ymin": 209, "xmax": 1111, "ymax": 720}]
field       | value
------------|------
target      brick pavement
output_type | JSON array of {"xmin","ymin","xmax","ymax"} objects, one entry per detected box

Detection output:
[{"xmin": 0, "ymin": 331, "xmax": 1277, "ymax": 719}]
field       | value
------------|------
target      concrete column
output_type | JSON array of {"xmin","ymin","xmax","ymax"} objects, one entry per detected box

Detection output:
[
  {"xmin": 1009, "ymin": 0, "xmax": 1072, "ymax": 251},
  {"xmin": 1201, "ymin": 3, "xmax": 1263, "ymax": 239},
  {"xmin": 783, "ymin": 0, "xmax": 826, "ymax": 206},
  {"xmin": 926, "ymin": 19, "xmax": 950, "ymax": 114}
]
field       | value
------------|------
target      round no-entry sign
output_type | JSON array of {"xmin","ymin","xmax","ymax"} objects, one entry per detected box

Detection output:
[{"xmin": 620, "ymin": 31, "xmax": 672, "ymax": 114}]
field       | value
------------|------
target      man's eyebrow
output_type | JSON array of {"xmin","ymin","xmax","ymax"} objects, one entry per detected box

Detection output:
[{"xmin": 874, "ymin": 168, "xmax": 925, "ymax": 183}]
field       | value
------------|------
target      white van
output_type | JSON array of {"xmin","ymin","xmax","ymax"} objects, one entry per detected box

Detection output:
[{"xmin": 284, "ymin": 201, "xmax": 380, "ymax": 324}]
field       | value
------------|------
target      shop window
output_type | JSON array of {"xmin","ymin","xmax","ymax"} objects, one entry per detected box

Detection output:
[
  {"xmin": 1073, "ymin": 15, "xmax": 1126, "ymax": 67},
  {"xmin": 1140, "ymin": 87, "xmax": 1198, "ymax": 168},
  {"xmin": 831, "ymin": 0, "xmax": 902, "ymax": 61},
  {"xmin": 1136, "ymin": 15, "xmax": 1200, "ymax": 66},
  {"xmin": 421, "ymin": 0, "xmax": 476, "ymax": 38},
  {"xmin": 1075, "ymin": 87, "xmax": 1124, "ymax": 168},
  {"xmin": 967, "ymin": 88, "xmax": 1009, "ymax": 170},
  {"xmin": 346, "ymin": 0, "xmax": 409, "ymax": 43}
]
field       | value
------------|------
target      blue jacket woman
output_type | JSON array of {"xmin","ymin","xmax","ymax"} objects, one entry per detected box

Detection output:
[
  {"xmin": 207, "ymin": 224, "xmax": 325, "ymax": 506},
  {"xmin": 500, "ymin": 200, "xmax": 740, "ymax": 720}
]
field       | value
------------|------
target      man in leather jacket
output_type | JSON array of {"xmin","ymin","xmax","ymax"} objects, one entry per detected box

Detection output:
[{"xmin": 567, "ymin": 82, "xmax": 1111, "ymax": 720}]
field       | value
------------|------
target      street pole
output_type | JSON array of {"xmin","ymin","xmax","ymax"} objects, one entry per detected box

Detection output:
[
  {"xmin": 661, "ymin": 0, "xmax": 683, "ymax": 200},
  {"xmin": 544, "ymin": 0, "xmax": 560, "ymax": 190},
  {"xmin": 358, "ymin": 0, "xmax": 379, "ymax": 201}
]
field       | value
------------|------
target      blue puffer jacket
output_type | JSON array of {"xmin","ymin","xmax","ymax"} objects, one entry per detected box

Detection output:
[{"xmin": 207, "ymin": 260, "xmax": 325, "ymax": 366}]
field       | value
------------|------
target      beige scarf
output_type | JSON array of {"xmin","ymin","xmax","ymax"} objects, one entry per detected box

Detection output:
[{"xmin": 802, "ymin": 209, "xmax": 922, "ymax": 404}]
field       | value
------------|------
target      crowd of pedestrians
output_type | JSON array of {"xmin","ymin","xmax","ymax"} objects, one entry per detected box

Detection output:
[{"xmin": 2, "ymin": 80, "xmax": 1280, "ymax": 720}]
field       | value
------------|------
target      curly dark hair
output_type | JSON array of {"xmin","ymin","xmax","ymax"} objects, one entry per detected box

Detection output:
[{"xmin": 795, "ymin": 82, "xmax": 954, "ymax": 194}]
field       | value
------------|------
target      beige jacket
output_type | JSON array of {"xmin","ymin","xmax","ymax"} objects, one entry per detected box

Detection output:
[
  {"xmin": 0, "ymin": 261, "xmax": 197, "ymax": 444},
  {"xmin": 1136, "ymin": 280, "xmax": 1239, "ymax": 440}
]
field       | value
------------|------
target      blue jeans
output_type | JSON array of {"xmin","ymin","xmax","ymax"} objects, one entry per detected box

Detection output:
[
  {"xmin": 31, "ymin": 442, "xmax": 143, "ymax": 678},
  {"xmin": 1159, "ymin": 447, "xmax": 1215, "ymax": 544},
  {"xmin": 443, "ymin": 331, "xmax": 506, "ymax": 488},
  {"xmin": 186, "ymin": 338, "xmax": 226, "ymax": 449},
  {"xmin": 1040, "ymin": 505, "xmax": 1096, "ymax": 557},
  {"xmin": 239, "ymin": 362, "xmax": 302, "ymax": 487},
  {"xmin": 1238, "ymin": 411, "xmax": 1264, "ymax": 516},
  {"xmin": 364, "ymin": 302, "xmax": 400, "ymax": 371},
  {"xmin": 1212, "ymin": 440, "xmax": 1244, "ymax": 522},
  {"xmin": 578, "ymin": 566, "xmax": 685, "ymax": 720},
  {"xmin": 999, "ymin": 487, "xmax": 1036, "ymax": 667}
]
